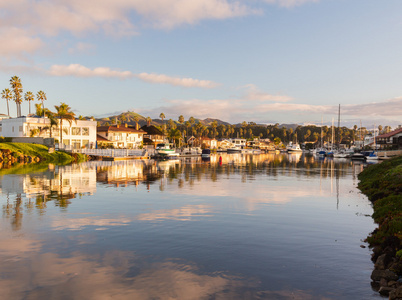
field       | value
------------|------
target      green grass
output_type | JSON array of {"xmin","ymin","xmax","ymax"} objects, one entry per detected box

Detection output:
[
  {"xmin": 0, "ymin": 142, "xmax": 87, "ymax": 164},
  {"xmin": 358, "ymin": 156, "xmax": 402, "ymax": 248}
]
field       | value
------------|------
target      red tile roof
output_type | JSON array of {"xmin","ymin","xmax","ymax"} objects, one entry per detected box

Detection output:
[
  {"xmin": 376, "ymin": 128, "xmax": 402, "ymax": 139},
  {"xmin": 97, "ymin": 125, "xmax": 145, "ymax": 134}
]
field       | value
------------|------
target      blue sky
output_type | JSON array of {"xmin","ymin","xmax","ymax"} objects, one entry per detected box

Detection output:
[{"xmin": 1, "ymin": 0, "xmax": 401, "ymax": 128}]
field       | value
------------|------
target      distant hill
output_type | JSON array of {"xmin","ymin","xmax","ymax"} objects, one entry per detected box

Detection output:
[
  {"xmin": 94, "ymin": 111, "xmax": 311, "ymax": 129},
  {"xmin": 95, "ymin": 112, "xmax": 231, "ymax": 127}
]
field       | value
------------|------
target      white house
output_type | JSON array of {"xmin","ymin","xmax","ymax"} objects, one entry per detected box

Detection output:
[
  {"xmin": 97, "ymin": 124, "xmax": 145, "ymax": 149},
  {"xmin": 0, "ymin": 117, "xmax": 97, "ymax": 149},
  {"xmin": 229, "ymin": 138, "xmax": 247, "ymax": 148}
]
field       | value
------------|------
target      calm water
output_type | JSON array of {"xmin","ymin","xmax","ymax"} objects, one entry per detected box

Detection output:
[{"xmin": 0, "ymin": 153, "xmax": 380, "ymax": 299}]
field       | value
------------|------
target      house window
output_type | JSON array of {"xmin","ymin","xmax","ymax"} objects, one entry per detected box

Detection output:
[
  {"xmin": 19, "ymin": 126, "xmax": 23, "ymax": 132},
  {"xmin": 72, "ymin": 139, "xmax": 81, "ymax": 149},
  {"xmin": 82, "ymin": 127, "xmax": 89, "ymax": 136},
  {"xmin": 82, "ymin": 140, "xmax": 89, "ymax": 148},
  {"xmin": 12, "ymin": 126, "xmax": 14, "ymax": 132},
  {"xmin": 72, "ymin": 127, "xmax": 81, "ymax": 135}
]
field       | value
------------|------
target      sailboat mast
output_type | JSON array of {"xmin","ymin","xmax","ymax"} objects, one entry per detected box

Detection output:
[
  {"xmin": 337, "ymin": 104, "xmax": 340, "ymax": 149},
  {"xmin": 331, "ymin": 118, "xmax": 334, "ymax": 150}
]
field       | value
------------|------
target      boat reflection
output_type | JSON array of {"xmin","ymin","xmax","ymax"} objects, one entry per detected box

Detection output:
[{"xmin": 0, "ymin": 153, "xmax": 367, "ymax": 231}]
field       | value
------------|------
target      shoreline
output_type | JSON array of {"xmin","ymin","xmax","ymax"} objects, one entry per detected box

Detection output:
[
  {"xmin": 0, "ymin": 142, "xmax": 87, "ymax": 167},
  {"xmin": 357, "ymin": 155, "xmax": 402, "ymax": 299}
]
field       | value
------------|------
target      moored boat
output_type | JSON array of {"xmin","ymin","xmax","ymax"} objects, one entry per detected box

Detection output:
[
  {"xmin": 287, "ymin": 143, "xmax": 302, "ymax": 152},
  {"xmin": 350, "ymin": 152, "xmax": 366, "ymax": 160},
  {"xmin": 201, "ymin": 149, "xmax": 211, "ymax": 158},
  {"xmin": 155, "ymin": 143, "xmax": 179, "ymax": 157}
]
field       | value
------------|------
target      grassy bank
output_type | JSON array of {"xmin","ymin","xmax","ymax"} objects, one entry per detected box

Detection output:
[
  {"xmin": 0, "ymin": 142, "xmax": 87, "ymax": 165},
  {"xmin": 358, "ymin": 156, "xmax": 402, "ymax": 297},
  {"xmin": 358, "ymin": 156, "xmax": 402, "ymax": 248}
]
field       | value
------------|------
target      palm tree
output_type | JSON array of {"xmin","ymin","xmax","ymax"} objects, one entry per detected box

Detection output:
[
  {"xmin": 36, "ymin": 90, "xmax": 47, "ymax": 117},
  {"xmin": 10, "ymin": 76, "xmax": 23, "ymax": 117},
  {"xmin": 35, "ymin": 103, "xmax": 44, "ymax": 117},
  {"xmin": 44, "ymin": 109, "xmax": 58, "ymax": 138},
  {"xmin": 159, "ymin": 113, "xmax": 165, "ymax": 122},
  {"xmin": 1, "ymin": 88, "xmax": 12, "ymax": 116},
  {"xmin": 24, "ymin": 91, "xmax": 35, "ymax": 115},
  {"xmin": 146, "ymin": 116, "xmax": 152, "ymax": 126},
  {"xmin": 54, "ymin": 102, "xmax": 75, "ymax": 147},
  {"xmin": 134, "ymin": 116, "xmax": 140, "ymax": 129}
]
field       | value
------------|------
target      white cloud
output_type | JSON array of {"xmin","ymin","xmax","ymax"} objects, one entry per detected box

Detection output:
[
  {"xmin": 136, "ymin": 73, "xmax": 219, "ymax": 88},
  {"xmin": 0, "ymin": 28, "xmax": 43, "ymax": 57},
  {"xmin": 241, "ymin": 84, "xmax": 293, "ymax": 102},
  {"xmin": 48, "ymin": 63, "xmax": 220, "ymax": 88},
  {"xmin": 263, "ymin": 0, "xmax": 319, "ymax": 8},
  {"xmin": 139, "ymin": 93, "xmax": 402, "ymax": 125},
  {"xmin": 129, "ymin": 0, "xmax": 260, "ymax": 29},
  {"xmin": 49, "ymin": 64, "xmax": 133, "ymax": 79}
]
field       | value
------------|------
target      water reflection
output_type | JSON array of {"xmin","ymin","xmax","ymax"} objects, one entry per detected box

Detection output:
[
  {"xmin": 0, "ymin": 154, "xmax": 364, "ymax": 231},
  {"xmin": 0, "ymin": 153, "xmax": 378, "ymax": 299}
]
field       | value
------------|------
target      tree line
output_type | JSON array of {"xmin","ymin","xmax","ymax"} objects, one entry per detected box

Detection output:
[{"xmin": 1, "ymin": 76, "xmax": 76, "ymax": 143}]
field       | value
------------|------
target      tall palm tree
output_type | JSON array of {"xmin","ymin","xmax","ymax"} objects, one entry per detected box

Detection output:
[
  {"xmin": 134, "ymin": 116, "xmax": 140, "ymax": 129},
  {"xmin": 54, "ymin": 102, "xmax": 75, "ymax": 147},
  {"xmin": 146, "ymin": 116, "xmax": 152, "ymax": 126},
  {"xmin": 24, "ymin": 91, "xmax": 34, "ymax": 115},
  {"xmin": 10, "ymin": 76, "xmax": 23, "ymax": 117},
  {"xmin": 1, "ymin": 88, "xmax": 12, "ymax": 116},
  {"xmin": 36, "ymin": 90, "xmax": 47, "ymax": 117},
  {"xmin": 159, "ymin": 113, "xmax": 166, "ymax": 134}
]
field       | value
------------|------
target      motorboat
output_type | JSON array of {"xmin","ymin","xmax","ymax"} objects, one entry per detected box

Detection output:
[
  {"xmin": 201, "ymin": 149, "xmax": 211, "ymax": 158},
  {"xmin": 155, "ymin": 143, "xmax": 179, "ymax": 157},
  {"xmin": 350, "ymin": 152, "xmax": 366, "ymax": 160},
  {"xmin": 287, "ymin": 143, "xmax": 303, "ymax": 152},
  {"xmin": 227, "ymin": 147, "xmax": 242, "ymax": 153}
]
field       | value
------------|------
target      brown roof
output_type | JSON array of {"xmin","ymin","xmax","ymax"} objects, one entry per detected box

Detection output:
[
  {"xmin": 376, "ymin": 128, "xmax": 402, "ymax": 139},
  {"xmin": 96, "ymin": 134, "xmax": 111, "ymax": 142},
  {"xmin": 140, "ymin": 125, "xmax": 164, "ymax": 135},
  {"xmin": 97, "ymin": 125, "xmax": 145, "ymax": 134}
]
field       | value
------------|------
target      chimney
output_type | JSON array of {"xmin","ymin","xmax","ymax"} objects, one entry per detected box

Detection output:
[
  {"xmin": 125, "ymin": 123, "xmax": 127, "ymax": 128},
  {"xmin": 136, "ymin": 123, "xmax": 139, "ymax": 130},
  {"xmin": 117, "ymin": 124, "xmax": 119, "ymax": 128}
]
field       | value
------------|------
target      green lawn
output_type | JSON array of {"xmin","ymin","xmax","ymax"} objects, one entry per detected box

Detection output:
[{"xmin": 0, "ymin": 142, "xmax": 87, "ymax": 164}]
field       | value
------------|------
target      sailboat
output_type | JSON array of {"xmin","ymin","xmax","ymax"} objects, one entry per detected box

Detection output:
[
  {"xmin": 367, "ymin": 125, "xmax": 379, "ymax": 161},
  {"xmin": 314, "ymin": 117, "xmax": 327, "ymax": 156},
  {"xmin": 333, "ymin": 105, "xmax": 353, "ymax": 158}
]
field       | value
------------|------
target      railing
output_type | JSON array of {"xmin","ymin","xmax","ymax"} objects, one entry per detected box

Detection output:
[{"xmin": 73, "ymin": 149, "xmax": 148, "ymax": 157}]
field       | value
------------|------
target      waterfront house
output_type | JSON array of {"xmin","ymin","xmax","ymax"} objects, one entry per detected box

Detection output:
[
  {"xmin": 0, "ymin": 116, "xmax": 97, "ymax": 149},
  {"xmin": 200, "ymin": 137, "xmax": 218, "ymax": 149},
  {"xmin": 97, "ymin": 124, "xmax": 145, "ymax": 149},
  {"xmin": 229, "ymin": 138, "xmax": 247, "ymax": 148},
  {"xmin": 375, "ymin": 127, "xmax": 402, "ymax": 149},
  {"xmin": 217, "ymin": 139, "xmax": 233, "ymax": 150},
  {"xmin": 140, "ymin": 125, "xmax": 165, "ymax": 147}
]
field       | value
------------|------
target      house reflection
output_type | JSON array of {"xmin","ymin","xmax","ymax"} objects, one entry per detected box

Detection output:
[{"xmin": 0, "ymin": 153, "xmax": 358, "ymax": 230}]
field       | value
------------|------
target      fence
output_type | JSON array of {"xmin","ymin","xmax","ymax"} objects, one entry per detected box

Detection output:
[{"xmin": 73, "ymin": 148, "xmax": 149, "ymax": 157}]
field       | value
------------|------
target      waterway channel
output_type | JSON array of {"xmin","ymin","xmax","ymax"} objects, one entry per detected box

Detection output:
[{"xmin": 0, "ymin": 153, "xmax": 380, "ymax": 299}]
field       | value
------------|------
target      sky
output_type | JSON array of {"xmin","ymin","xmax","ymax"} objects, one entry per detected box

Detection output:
[{"xmin": 1, "ymin": 0, "xmax": 401, "ymax": 128}]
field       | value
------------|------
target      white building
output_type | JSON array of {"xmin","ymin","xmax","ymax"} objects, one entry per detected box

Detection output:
[
  {"xmin": 229, "ymin": 138, "xmax": 247, "ymax": 148},
  {"xmin": 0, "ymin": 117, "xmax": 97, "ymax": 149},
  {"xmin": 97, "ymin": 124, "xmax": 145, "ymax": 149}
]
